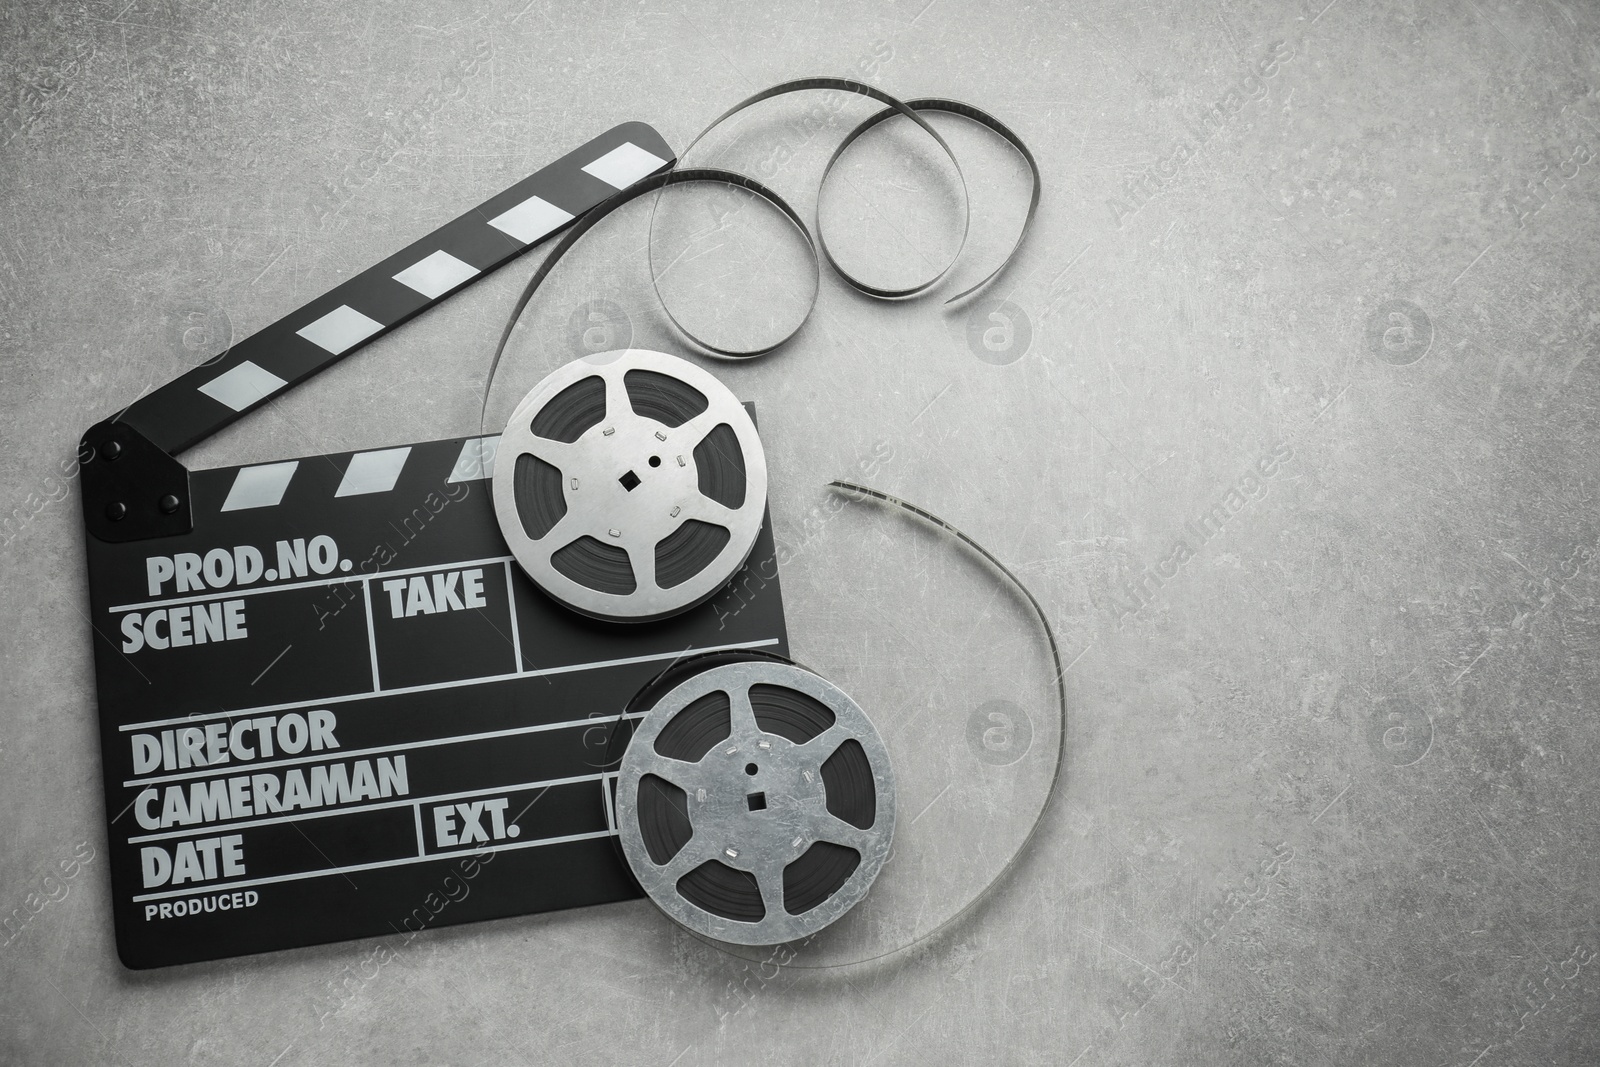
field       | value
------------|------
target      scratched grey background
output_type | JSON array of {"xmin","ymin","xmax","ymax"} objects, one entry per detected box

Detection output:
[{"xmin": 3, "ymin": 0, "xmax": 1600, "ymax": 1064}]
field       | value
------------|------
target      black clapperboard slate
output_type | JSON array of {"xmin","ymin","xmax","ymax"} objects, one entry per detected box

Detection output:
[{"xmin": 77, "ymin": 122, "xmax": 790, "ymax": 968}]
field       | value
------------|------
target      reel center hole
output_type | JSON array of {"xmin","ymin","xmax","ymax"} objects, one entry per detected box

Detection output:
[
  {"xmin": 649, "ymin": 455, "xmax": 661, "ymax": 468},
  {"xmin": 619, "ymin": 470, "xmax": 641, "ymax": 492},
  {"xmin": 744, "ymin": 762, "xmax": 758, "ymax": 775}
]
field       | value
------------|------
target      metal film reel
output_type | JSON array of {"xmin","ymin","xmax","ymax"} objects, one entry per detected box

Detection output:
[
  {"xmin": 491, "ymin": 349, "xmax": 768, "ymax": 622},
  {"xmin": 616, "ymin": 658, "xmax": 895, "ymax": 946}
]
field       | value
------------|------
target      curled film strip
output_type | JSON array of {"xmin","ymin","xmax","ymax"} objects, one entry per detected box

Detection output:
[
  {"xmin": 664, "ymin": 79, "xmax": 1043, "ymax": 309},
  {"xmin": 480, "ymin": 76, "xmax": 1041, "ymax": 389}
]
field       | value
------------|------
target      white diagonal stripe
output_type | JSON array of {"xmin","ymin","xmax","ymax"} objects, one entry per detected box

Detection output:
[
  {"xmin": 220, "ymin": 461, "xmax": 299, "ymax": 512},
  {"xmin": 197, "ymin": 361, "xmax": 287, "ymax": 412},
  {"xmin": 393, "ymin": 249, "xmax": 479, "ymax": 299},
  {"xmin": 447, "ymin": 436, "xmax": 499, "ymax": 483},
  {"xmin": 335, "ymin": 446, "xmax": 412, "ymax": 497},
  {"xmin": 581, "ymin": 142, "xmax": 667, "ymax": 189},
  {"xmin": 296, "ymin": 305, "xmax": 383, "ymax": 355},
  {"xmin": 487, "ymin": 195, "xmax": 574, "ymax": 245}
]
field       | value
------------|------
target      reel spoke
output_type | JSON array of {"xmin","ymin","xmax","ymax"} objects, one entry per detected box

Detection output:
[
  {"xmin": 675, "ymin": 406, "xmax": 725, "ymax": 451},
  {"xmin": 627, "ymin": 746, "xmax": 702, "ymax": 791},
  {"xmin": 681, "ymin": 495, "xmax": 742, "ymax": 529},
  {"xmin": 531, "ymin": 509, "xmax": 582, "ymax": 550},
  {"xmin": 754, "ymin": 859, "xmax": 789, "ymax": 916},
  {"xmin": 797, "ymin": 723, "xmax": 852, "ymax": 761},
  {"xmin": 518, "ymin": 436, "xmax": 580, "ymax": 472},
  {"xmin": 625, "ymin": 540, "xmax": 659, "ymax": 594},
  {"xmin": 727, "ymin": 684, "xmax": 762, "ymax": 743},
  {"xmin": 599, "ymin": 364, "xmax": 633, "ymax": 428},
  {"xmin": 657, "ymin": 835, "xmax": 719, "ymax": 882},
  {"xmin": 814, "ymin": 816, "xmax": 875, "ymax": 854}
]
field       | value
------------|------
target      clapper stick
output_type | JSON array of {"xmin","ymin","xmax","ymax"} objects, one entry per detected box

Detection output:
[{"xmin": 80, "ymin": 122, "xmax": 676, "ymax": 544}]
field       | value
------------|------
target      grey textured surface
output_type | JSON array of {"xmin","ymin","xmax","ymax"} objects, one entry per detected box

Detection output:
[{"xmin": 3, "ymin": 0, "xmax": 1599, "ymax": 1064}]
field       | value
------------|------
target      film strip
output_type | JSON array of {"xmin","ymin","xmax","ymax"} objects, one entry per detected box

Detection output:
[{"xmin": 481, "ymin": 77, "xmax": 1042, "ymax": 378}]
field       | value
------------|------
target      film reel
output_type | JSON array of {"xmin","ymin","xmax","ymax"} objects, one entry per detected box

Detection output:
[
  {"xmin": 491, "ymin": 348, "xmax": 768, "ymax": 622},
  {"xmin": 615, "ymin": 655, "xmax": 895, "ymax": 945}
]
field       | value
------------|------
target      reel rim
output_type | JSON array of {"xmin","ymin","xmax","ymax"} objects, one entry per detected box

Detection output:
[
  {"xmin": 616, "ymin": 659, "xmax": 896, "ymax": 946},
  {"xmin": 491, "ymin": 348, "xmax": 768, "ymax": 622}
]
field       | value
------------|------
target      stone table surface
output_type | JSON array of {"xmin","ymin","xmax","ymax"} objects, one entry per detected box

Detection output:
[{"xmin": 2, "ymin": 1, "xmax": 1598, "ymax": 1065}]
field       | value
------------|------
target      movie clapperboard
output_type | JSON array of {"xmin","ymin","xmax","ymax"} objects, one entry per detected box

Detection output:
[{"xmin": 78, "ymin": 122, "xmax": 790, "ymax": 968}]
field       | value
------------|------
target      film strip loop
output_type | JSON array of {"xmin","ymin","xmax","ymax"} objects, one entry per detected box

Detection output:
[
  {"xmin": 670, "ymin": 76, "xmax": 973, "ymax": 303},
  {"xmin": 671, "ymin": 78, "xmax": 1041, "ymax": 304},
  {"xmin": 825, "ymin": 96, "xmax": 1043, "ymax": 304},
  {"xmin": 482, "ymin": 79, "xmax": 1041, "ymax": 385},
  {"xmin": 482, "ymin": 167, "xmax": 818, "ymax": 395}
]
